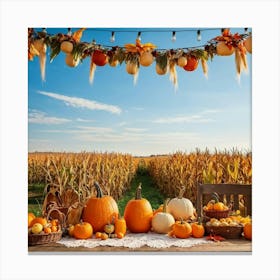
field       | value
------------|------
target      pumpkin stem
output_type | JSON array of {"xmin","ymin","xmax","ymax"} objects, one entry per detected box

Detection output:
[
  {"xmin": 94, "ymin": 181, "xmax": 103, "ymax": 198},
  {"xmin": 197, "ymin": 217, "xmax": 202, "ymax": 225},
  {"xmin": 135, "ymin": 183, "xmax": 142, "ymax": 200},
  {"xmin": 178, "ymin": 186, "xmax": 186, "ymax": 199},
  {"xmin": 163, "ymin": 198, "xmax": 170, "ymax": 213}
]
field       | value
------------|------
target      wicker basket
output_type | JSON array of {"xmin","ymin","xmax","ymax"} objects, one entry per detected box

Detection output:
[
  {"xmin": 203, "ymin": 209, "xmax": 230, "ymax": 219},
  {"xmin": 28, "ymin": 231, "xmax": 62, "ymax": 246},
  {"xmin": 205, "ymin": 224, "xmax": 243, "ymax": 239}
]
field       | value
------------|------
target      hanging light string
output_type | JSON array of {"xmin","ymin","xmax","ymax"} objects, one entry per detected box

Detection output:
[{"xmin": 30, "ymin": 27, "xmax": 251, "ymax": 52}]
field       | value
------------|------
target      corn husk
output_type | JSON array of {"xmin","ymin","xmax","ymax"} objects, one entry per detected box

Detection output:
[
  {"xmin": 72, "ymin": 28, "xmax": 86, "ymax": 43},
  {"xmin": 39, "ymin": 51, "xmax": 46, "ymax": 81},
  {"xmin": 169, "ymin": 60, "xmax": 178, "ymax": 90},
  {"xmin": 201, "ymin": 58, "xmax": 208, "ymax": 79},
  {"xmin": 89, "ymin": 60, "xmax": 96, "ymax": 84},
  {"xmin": 235, "ymin": 48, "xmax": 242, "ymax": 82}
]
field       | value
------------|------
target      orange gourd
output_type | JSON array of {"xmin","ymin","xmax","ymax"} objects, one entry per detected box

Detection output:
[
  {"xmin": 73, "ymin": 222, "xmax": 93, "ymax": 239},
  {"xmin": 82, "ymin": 182, "xmax": 119, "ymax": 233},
  {"xmin": 28, "ymin": 212, "xmax": 36, "ymax": 227},
  {"xmin": 114, "ymin": 215, "xmax": 127, "ymax": 236},
  {"xmin": 29, "ymin": 217, "xmax": 47, "ymax": 227},
  {"xmin": 183, "ymin": 56, "xmax": 199, "ymax": 71},
  {"xmin": 191, "ymin": 218, "xmax": 205, "ymax": 238},
  {"xmin": 173, "ymin": 219, "xmax": 192, "ymax": 239},
  {"xmin": 124, "ymin": 183, "xmax": 153, "ymax": 233},
  {"xmin": 243, "ymin": 222, "xmax": 252, "ymax": 240}
]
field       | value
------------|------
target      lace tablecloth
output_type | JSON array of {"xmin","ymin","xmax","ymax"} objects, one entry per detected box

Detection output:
[{"xmin": 57, "ymin": 232, "xmax": 211, "ymax": 249}]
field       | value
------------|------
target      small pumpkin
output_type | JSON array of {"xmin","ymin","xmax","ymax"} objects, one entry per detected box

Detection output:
[
  {"xmin": 173, "ymin": 219, "xmax": 192, "ymax": 239},
  {"xmin": 244, "ymin": 36, "xmax": 252, "ymax": 54},
  {"xmin": 29, "ymin": 217, "xmax": 47, "ymax": 227},
  {"xmin": 68, "ymin": 225, "xmax": 75, "ymax": 237},
  {"xmin": 152, "ymin": 199, "xmax": 175, "ymax": 234},
  {"xmin": 65, "ymin": 54, "xmax": 80, "ymax": 67},
  {"xmin": 101, "ymin": 232, "xmax": 109, "ymax": 240},
  {"xmin": 28, "ymin": 212, "xmax": 36, "ymax": 227},
  {"xmin": 114, "ymin": 215, "xmax": 127, "ymax": 236},
  {"xmin": 183, "ymin": 56, "xmax": 199, "ymax": 71},
  {"xmin": 177, "ymin": 56, "xmax": 188, "ymax": 67},
  {"xmin": 191, "ymin": 218, "xmax": 205, "ymax": 238},
  {"xmin": 91, "ymin": 50, "xmax": 108, "ymax": 66},
  {"xmin": 82, "ymin": 182, "xmax": 119, "ymax": 233},
  {"xmin": 124, "ymin": 183, "xmax": 153, "ymax": 233},
  {"xmin": 73, "ymin": 221, "xmax": 93, "ymax": 239},
  {"xmin": 60, "ymin": 41, "xmax": 74, "ymax": 54},
  {"xmin": 153, "ymin": 204, "xmax": 163, "ymax": 216},
  {"xmin": 139, "ymin": 51, "xmax": 154, "ymax": 67},
  {"xmin": 216, "ymin": 41, "xmax": 235, "ymax": 56},
  {"xmin": 166, "ymin": 187, "xmax": 194, "ymax": 220},
  {"xmin": 126, "ymin": 61, "xmax": 139, "ymax": 75},
  {"xmin": 243, "ymin": 222, "xmax": 252, "ymax": 240}
]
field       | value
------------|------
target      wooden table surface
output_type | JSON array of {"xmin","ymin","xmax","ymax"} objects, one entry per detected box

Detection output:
[{"xmin": 29, "ymin": 238, "xmax": 252, "ymax": 253}]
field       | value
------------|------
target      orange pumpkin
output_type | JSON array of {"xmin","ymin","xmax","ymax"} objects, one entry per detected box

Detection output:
[
  {"xmin": 173, "ymin": 219, "xmax": 192, "ymax": 239},
  {"xmin": 114, "ymin": 215, "xmax": 127, "ymax": 236},
  {"xmin": 73, "ymin": 222, "xmax": 93, "ymax": 239},
  {"xmin": 153, "ymin": 204, "xmax": 163, "ymax": 216},
  {"xmin": 91, "ymin": 50, "xmax": 108, "ymax": 66},
  {"xmin": 183, "ymin": 56, "xmax": 199, "ymax": 71},
  {"xmin": 243, "ymin": 222, "xmax": 252, "ymax": 240},
  {"xmin": 82, "ymin": 182, "xmax": 119, "ymax": 233},
  {"xmin": 28, "ymin": 212, "xmax": 36, "ymax": 227},
  {"xmin": 191, "ymin": 218, "xmax": 205, "ymax": 238},
  {"xmin": 29, "ymin": 217, "xmax": 47, "ymax": 227},
  {"xmin": 124, "ymin": 183, "xmax": 153, "ymax": 233}
]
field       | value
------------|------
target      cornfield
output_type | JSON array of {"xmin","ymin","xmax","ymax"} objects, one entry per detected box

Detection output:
[
  {"xmin": 28, "ymin": 152, "xmax": 137, "ymax": 201},
  {"xmin": 148, "ymin": 149, "xmax": 252, "ymax": 203}
]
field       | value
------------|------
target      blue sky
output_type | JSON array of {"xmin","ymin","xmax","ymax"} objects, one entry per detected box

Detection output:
[{"xmin": 28, "ymin": 27, "xmax": 252, "ymax": 156}]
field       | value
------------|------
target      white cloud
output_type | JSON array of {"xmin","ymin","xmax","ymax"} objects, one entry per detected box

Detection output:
[
  {"xmin": 124, "ymin": 127, "xmax": 148, "ymax": 133},
  {"xmin": 76, "ymin": 118, "xmax": 95, "ymax": 122},
  {"xmin": 153, "ymin": 115, "xmax": 213, "ymax": 124},
  {"xmin": 37, "ymin": 91, "xmax": 122, "ymax": 114},
  {"xmin": 28, "ymin": 110, "xmax": 71, "ymax": 124}
]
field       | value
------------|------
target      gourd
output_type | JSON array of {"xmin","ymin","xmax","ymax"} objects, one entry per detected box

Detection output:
[
  {"xmin": 91, "ymin": 50, "xmax": 108, "ymax": 66},
  {"xmin": 152, "ymin": 199, "xmax": 175, "ymax": 234},
  {"xmin": 244, "ymin": 36, "xmax": 252, "ymax": 54},
  {"xmin": 177, "ymin": 56, "xmax": 188, "ymax": 67},
  {"xmin": 65, "ymin": 54, "xmax": 80, "ymax": 67},
  {"xmin": 114, "ymin": 215, "xmax": 127, "ymax": 236},
  {"xmin": 243, "ymin": 222, "xmax": 252, "ymax": 240},
  {"xmin": 139, "ymin": 51, "xmax": 154, "ymax": 67},
  {"xmin": 216, "ymin": 42, "xmax": 235, "ymax": 56},
  {"xmin": 82, "ymin": 182, "xmax": 119, "ymax": 233},
  {"xmin": 166, "ymin": 187, "xmax": 194, "ymax": 220},
  {"xmin": 73, "ymin": 221, "xmax": 93, "ymax": 239},
  {"xmin": 191, "ymin": 218, "xmax": 205, "ymax": 238},
  {"xmin": 183, "ymin": 56, "xmax": 199, "ymax": 71},
  {"xmin": 124, "ymin": 183, "xmax": 153, "ymax": 233},
  {"xmin": 126, "ymin": 61, "xmax": 139, "ymax": 75},
  {"xmin": 172, "ymin": 219, "xmax": 192, "ymax": 239},
  {"xmin": 60, "ymin": 41, "xmax": 74, "ymax": 54}
]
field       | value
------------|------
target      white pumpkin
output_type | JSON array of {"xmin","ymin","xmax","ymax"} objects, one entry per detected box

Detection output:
[
  {"xmin": 60, "ymin": 41, "xmax": 74, "ymax": 54},
  {"xmin": 166, "ymin": 188, "xmax": 194, "ymax": 220},
  {"xmin": 244, "ymin": 36, "xmax": 252, "ymax": 54},
  {"xmin": 216, "ymin": 41, "xmax": 235, "ymax": 56},
  {"xmin": 140, "ymin": 51, "xmax": 154, "ymax": 67},
  {"xmin": 152, "ymin": 199, "xmax": 175, "ymax": 234},
  {"xmin": 65, "ymin": 54, "xmax": 80, "ymax": 67},
  {"xmin": 126, "ymin": 61, "xmax": 138, "ymax": 75},
  {"xmin": 177, "ymin": 56, "xmax": 188, "ymax": 67}
]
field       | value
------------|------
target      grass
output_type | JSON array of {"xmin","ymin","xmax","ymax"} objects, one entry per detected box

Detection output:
[{"xmin": 28, "ymin": 170, "xmax": 165, "ymax": 217}]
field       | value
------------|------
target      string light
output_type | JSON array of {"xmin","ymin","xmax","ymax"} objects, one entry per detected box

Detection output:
[
  {"xmin": 197, "ymin": 30, "xmax": 201, "ymax": 41},
  {"xmin": 110, "ymin": 31, "xmax": 115, "ymax": 43},
  {"xmin": 221, "ymin": 28, "xmax": 225, "ymax": 34},
  {"xmin": 244, "ymin": 28, "xmax": 248, "ymax": 34},
  {"xmin": 171, "ymin": 31, "xmax": 176, "ymax": 42},
  {"xmin": 137, "ymin": 31, "xmax": 141, "ymax": 41},
  {"xmin": 67, "ymin": 28, "xmax": 72, "ymax": 36}
]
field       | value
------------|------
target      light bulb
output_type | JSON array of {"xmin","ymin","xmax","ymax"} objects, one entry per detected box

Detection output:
[
  {"xmin": 110, "ymin": 31, "xmax": 115, "ymax": 43},
  {"xmin": 171, "ymin": 31, "xmax": 176, "ymax": 42},
  {"xmin": 197, "ymin": 30, "xmax": 201, "ymax": 41},
  {"xmin": 137, "ymin": 31, "xmax": 141, "ymax": 41}
]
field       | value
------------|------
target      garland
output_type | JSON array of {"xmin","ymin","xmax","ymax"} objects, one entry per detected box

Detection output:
[{"xmin": 28, "ymin": 28, "xmax": 252, "ymax": 88}]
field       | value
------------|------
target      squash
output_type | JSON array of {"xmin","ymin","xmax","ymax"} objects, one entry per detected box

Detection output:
[
  {"xmin": 152, "ymin": 199, "xmax": 175, "ymax": 234},
  {"xmin": 65, "ymin": 54, "xmax": 80, "ymax": 67},
  {"xmin": 177, "ymin": 56, "xmax": 188, "ymax": 67},
  {"xmin": 156, "ymin": 63, "xmax": 168, "ymax": 75},
  {"xmin": 183, "ymin": 56, "xmax": 199, "ymax": 71},
  {"xmin": 173, "ymin": 219, "xmax": 192, "ymax": 239},
  {"xmin": 191, "ymin": 218, "xmax": 205, "ymax": 238},
  {"xmin": 28, "ymin": 212, "xmax": 36, "ymax": 227},
  {"xmin": 114, "ymin": 215, "xmax": 127, "ymax": 236},
  {"xmin": 104, "ymin": 222, "xmax": 115, "ymax": 234},
  {"xmin": 82, "ymin": 182, "xmax": 119, "ymax": 233},
  {"xmin": 216, "ymin": 41, "xmax": 235, "ymax": 56},
  {"xmin": 91, "ymin": 50, "xmax": 108, "ymax": 66},
  {"xmin": 124, "ymin": 183, "xmax": 153, "ymax": 233},
  {"xmin": 243, "ymin": 222, "xmax": 252, "ymax": 240},
  {"xmin": 166, "ymin": 187, "xmax": 194, "ymax": 220},
  {"xmin": 126, "ymin": 61, "xmax": 139, "ymax": 75},
  {"xmin": 139, "ymin": 51, "xmax": 154, "ymax": 67},
  {"xmin": 73, "ymin": 222, "xmax": 93, "ymax": 239},
  {"xmin": 60, "ymin": 41, "xmax": 74, "ymax": 54}
]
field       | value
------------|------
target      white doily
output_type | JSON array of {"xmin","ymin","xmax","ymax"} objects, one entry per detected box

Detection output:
[{"xmin": 57, "ymin": 232, "xmax": 211, "ymax": 249}]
